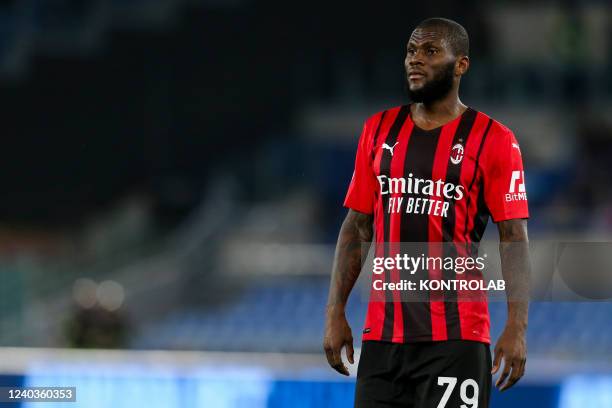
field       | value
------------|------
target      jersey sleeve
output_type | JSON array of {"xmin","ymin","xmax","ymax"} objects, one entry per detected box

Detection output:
[
  {"xmin": 343, "ymin": 119, "xmax": 377, "ymax": 214},
  {"xmin": 480, "ymin": 125, "xmax": 529, "ymax": 222}
]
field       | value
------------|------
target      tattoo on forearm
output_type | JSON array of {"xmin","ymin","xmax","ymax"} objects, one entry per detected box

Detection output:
[{"xmin": 327, "ymin": 210, "xmax": 373, "ymax": 307}]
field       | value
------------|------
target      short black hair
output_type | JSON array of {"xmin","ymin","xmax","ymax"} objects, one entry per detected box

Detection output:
[{"xmin": 415, "ymin": 17, "xmax": 469, "ymax": 57}]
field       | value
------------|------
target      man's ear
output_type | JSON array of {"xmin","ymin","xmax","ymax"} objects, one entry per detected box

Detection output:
[{"xmin": 456, "ymin": 56, "xmax": 469, "ymax": 76}]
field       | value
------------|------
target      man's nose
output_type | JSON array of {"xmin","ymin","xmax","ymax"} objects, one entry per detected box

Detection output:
[{"xmin": 407, "ymin": 53, "xmax": 424, "ymax": 66}]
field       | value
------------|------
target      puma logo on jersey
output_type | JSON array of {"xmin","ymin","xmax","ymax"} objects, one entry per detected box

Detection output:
[{"xmin": 382, "ymin": 142, "xmax": 399, "ymax": 156}]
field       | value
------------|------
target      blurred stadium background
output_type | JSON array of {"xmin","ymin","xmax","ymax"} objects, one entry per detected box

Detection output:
[{"xmin": 0, "ymin": 0, "xmax": 611, "ymax": 407}]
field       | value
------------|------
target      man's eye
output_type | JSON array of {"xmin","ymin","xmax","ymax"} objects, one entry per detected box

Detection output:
[
  {"xmin": 407, "ymin": 49, "xmax": 415, "ymax": 55},
  {"xmin": 427, "ymin": 48, "xmax": 438, "ymax": 55}
]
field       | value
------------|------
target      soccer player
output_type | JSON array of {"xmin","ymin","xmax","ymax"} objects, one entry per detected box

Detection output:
[{"xmin": 324, "ymin": 17, "xmax": 531, "ymax": 407}]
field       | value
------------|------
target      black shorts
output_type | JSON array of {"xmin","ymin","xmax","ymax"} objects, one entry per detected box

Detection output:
[{"xmin": 355, "ymin": 340, "xmax": 492, "ymax": 408}]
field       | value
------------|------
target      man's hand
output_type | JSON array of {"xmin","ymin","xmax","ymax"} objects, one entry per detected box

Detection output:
[
  {"xmin": 324, "ymin": 210, "xmax": 372, "ymax": 376},
  {"xmin": 495, "ymin": 218, "xmax": 530, "ymax": 392},
  {"xmin": 491, "ymin": 323, "xmax": 527, "ymax": 391},
  {"xmin": 323, "ymin": 305, "xmax": 354, "ymax": 376}
]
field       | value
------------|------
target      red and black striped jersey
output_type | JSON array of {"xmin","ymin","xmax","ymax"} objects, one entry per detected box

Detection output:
[{"xmin": 344, "ymin": 104, "xmax": 529, "ymax": 344}]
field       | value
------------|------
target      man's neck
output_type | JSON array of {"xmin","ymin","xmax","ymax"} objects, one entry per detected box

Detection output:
[{"xmin": 410, "ymin": 94, "xmax": 467, "ymax": 130}]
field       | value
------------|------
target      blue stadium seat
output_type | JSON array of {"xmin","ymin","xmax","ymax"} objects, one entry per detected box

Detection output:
[{"xmin": 132, "ymin": 279, "xmax": 612, "ymax": 362}]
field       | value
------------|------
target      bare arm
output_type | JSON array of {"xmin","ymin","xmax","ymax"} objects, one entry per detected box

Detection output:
[
  {"xmin": 499, "ymin": 218, "xmax": 530, "ymax": 330},
  {"xmin": 327, "ymin": 209, "xmax": 374, "ymax": 307},
  {"xmin": 492, "ymin": 218, "xmax": 530, "ymax": 391},
  {"xmin": 324, "ymin": 209, "xmax": 373, "ymax": 375}
]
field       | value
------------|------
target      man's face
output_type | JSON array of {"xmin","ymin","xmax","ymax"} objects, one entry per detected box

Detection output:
[{"xmin": 404, "ymin": 28, "xmax": 459, "ymax": 103}]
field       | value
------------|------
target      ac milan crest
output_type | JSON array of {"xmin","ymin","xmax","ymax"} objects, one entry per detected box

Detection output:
[{"xmin": 450, "ymin": 143, "xmax": 464, "ymax": 165}]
